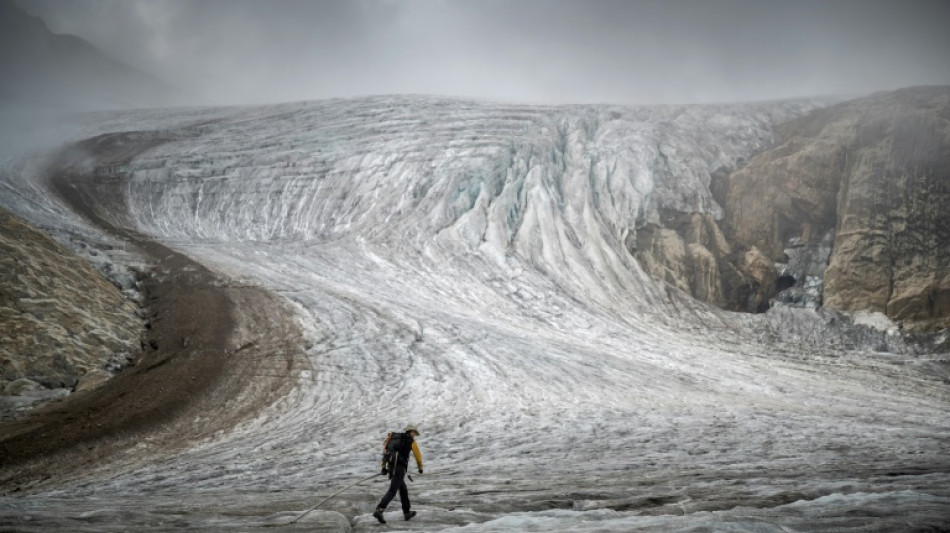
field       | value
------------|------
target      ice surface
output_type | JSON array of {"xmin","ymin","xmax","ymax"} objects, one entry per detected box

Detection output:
[{"xmin": 1, "ymin": 96, "xmax": 948, "ymax": 531}]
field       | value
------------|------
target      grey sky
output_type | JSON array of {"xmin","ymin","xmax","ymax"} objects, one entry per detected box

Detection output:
[{"xmin": 16, "ymin": 0, "xmax": 950, "ymax": 106}]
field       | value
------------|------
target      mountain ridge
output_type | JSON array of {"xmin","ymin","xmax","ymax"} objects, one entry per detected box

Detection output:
[{"xmin": 0, "ymin": 0, "xmax": 175, "ymax": 109}]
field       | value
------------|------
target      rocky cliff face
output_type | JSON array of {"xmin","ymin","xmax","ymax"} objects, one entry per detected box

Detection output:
[
  {"xmin": 0, "ymin": 208, "xmax": 142, "ymax": 417},
  {"xmin": 639, "ymin": 86, "xmax": 950, "ymax": 331}
]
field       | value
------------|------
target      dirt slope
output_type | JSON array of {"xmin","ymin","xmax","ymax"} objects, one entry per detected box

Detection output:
[{"xmin": 0, "ymin": 132, "xmax": 309, "ymax": 493}]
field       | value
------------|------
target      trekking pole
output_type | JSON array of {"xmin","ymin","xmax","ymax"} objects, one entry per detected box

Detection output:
[
  {"xmin": 283, "ymin": 472, "xmax": 382, "ymax": 525},
  {"xmin": 413, "ymin": 470, "xmax": 460, "ymax": 478}
]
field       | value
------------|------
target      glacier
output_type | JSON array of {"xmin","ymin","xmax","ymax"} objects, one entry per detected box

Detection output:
[{"xmin": 1, "ymin": 96, "xmax": 948, "ymax": 532}]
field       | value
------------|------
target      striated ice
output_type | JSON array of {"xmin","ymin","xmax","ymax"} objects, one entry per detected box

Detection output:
[{"xmin": 0, "ymin": 96, "xmax": 947, "ymax": 532}]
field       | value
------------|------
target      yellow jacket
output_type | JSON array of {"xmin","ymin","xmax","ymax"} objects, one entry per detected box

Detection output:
[{"xmin": 409, "ymin": 440, "xmax": 423, "ymax": 470}]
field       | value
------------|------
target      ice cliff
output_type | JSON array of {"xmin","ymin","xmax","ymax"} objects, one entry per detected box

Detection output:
[
  {"xmin": 113, "ymin": 97, "xmax": 822, "ymax": 315},
  {"xmin": 105, "ymin": 90, "xmax": 950, "ymax": 331}
]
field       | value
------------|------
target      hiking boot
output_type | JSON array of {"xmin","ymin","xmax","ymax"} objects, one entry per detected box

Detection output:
[
  {"xmin": 404, "ymin": 510, "xmax": 416, "ymax": 521},
  {"xmin": 373, "ymin": 508, "xmax": 386, "ymax": 524}
]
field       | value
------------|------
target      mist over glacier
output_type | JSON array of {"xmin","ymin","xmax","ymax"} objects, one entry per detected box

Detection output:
[{"xmin": 1, "ymin": 96, "xmax": 948, "ymax": 532}]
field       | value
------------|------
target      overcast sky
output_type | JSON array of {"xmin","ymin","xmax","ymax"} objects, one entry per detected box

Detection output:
[{"xmin": 16, "ymin": 0, "xmax": 950, "ymax": 106}]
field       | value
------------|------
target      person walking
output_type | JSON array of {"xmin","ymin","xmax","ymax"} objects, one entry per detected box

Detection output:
[{"xmin": 373, "ymin": 424, "xmax": 424, "ymax": 523}]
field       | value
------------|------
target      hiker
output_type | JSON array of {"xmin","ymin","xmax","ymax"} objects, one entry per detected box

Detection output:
[{"xmin": 373, "ymin": 424, "xmax": 424, "ymax": 523}]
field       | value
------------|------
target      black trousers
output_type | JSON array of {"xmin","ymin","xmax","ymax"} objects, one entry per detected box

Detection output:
[{"xmin": 377, "ymin": 468, "xmax": 411, "ymax": 513}]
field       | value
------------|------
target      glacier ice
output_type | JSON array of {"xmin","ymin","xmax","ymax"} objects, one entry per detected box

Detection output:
[{"xmin": 0, "ymin": 96, "xmax": 947, "ymax": 532}]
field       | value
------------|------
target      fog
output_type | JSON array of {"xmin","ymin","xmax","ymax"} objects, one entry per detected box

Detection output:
[{"xmin": 14, "ymin": 0, "xmax": 950, "ymax": 107}]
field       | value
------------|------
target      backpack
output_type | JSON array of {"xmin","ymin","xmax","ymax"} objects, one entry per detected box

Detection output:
[{"xmin": 382, "ymin": 431, "xmax": 412, "ymax": 478}]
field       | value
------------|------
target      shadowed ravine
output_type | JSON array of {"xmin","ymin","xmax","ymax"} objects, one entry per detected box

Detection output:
[{"xmin": 0, "ymin": 95, "xmax": 948, "ymax": 532}]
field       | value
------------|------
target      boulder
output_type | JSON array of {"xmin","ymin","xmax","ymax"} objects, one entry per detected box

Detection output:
[
  {"xmin": 2, "ymin": 378, "xmax": 42, "ymax": 396},
  {"xmin": 75, "ymin": 369, "xmax": 113, "ymax": 393}
]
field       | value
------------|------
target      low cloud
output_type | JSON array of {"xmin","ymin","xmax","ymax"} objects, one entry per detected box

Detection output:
[{"xmin": 15, "ymin": 0, "xmax": 950, "ymax": 106}]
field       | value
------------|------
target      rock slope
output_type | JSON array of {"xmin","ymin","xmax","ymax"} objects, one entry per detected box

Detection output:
[
  {"xmin": 717, "ymin": 86, "xmax": 950, "ymax": 330},
  {"xmin": 0, "ymin": 207, "xmax": 141, "ymax": 416},
  {"xmin": 635, "ymin": 86, "xmax": 950, "ymax": 331},
  {"xmin": 0, "ymin": 133, "xmax": 308, "ymax": 492}
]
